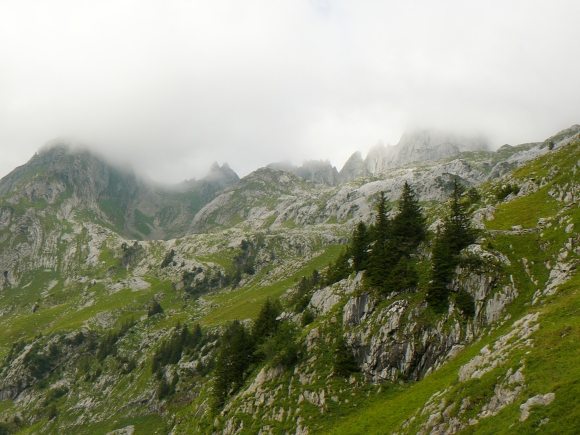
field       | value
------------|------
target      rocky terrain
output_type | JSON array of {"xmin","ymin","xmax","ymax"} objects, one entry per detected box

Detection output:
[{"xmin": 0, "ymin": 126, "xmax": 578, "ymax": 434}]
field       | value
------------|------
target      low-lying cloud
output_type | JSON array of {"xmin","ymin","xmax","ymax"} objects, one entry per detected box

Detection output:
[{"xmin": 1, "ymin": 0, "xmax": 579, "ymax": 182}]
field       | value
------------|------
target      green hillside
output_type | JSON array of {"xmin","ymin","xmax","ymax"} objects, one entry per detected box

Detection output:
[{"xmin": 0, "ymin": 137, "xmax": 577, "ymax": 434}]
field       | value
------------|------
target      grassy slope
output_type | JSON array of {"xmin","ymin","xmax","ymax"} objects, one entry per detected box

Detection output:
[
  {"xmin": 201, "ymin": 244, "xmax": 343, "ymax": 325},
  {"xmin": 324, "ymin": 141, "xmax": 579, "ymax": 434},
  {"xmin": 1, "ymin": 142, "xmax": 577, "ymax": 434}
]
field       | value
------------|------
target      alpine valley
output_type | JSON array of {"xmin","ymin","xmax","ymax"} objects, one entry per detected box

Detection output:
[{"xmin": 0, "ymin": 126, "xmax": 578, "ymax": 435}]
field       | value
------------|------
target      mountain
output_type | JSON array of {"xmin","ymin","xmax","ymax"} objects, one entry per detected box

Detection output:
[
  {"xmin": 0, "ymin": 127, "xmax": 578, "ymax": 434},
  {"xmin": 0, "ymin": 143, "xmax": 239, "ymax": 241},
  {"xmin": 339, "ymin": 129, "xmax": 489, "ymax": 181},
  {"xmin": 338, "ymin": 151, "xmax": 367, "ymax": 182},
  {"xmin": 268, "ymin": 160, "xmax": 340, "ymax": 186}
]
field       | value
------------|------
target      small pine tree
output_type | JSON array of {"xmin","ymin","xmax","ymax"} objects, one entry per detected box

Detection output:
[
  {"xmin": 445, "ymin": 178, "xmax": 475, "ymax": 253},
  {"xmin": 351, "ymin": 222, "xmax": 369, "ymax": 271},
  {"xmin": 253, "ymin": 298, "xmax": 281, "ymax": 344},
  {"xmin": 325, "ymin": 248, "xmax": 351, "ymax": 285},
  {"xmin": 212, "ymin": 321, "xmax": 254, "ymax": 411},
  {"xmin": 333, "ymin": 334, "xmax": 358, "ymax": 377},
  {"xmin": 365, "ymin": 192, "xmax": 392, "ymax": 289},
  {"xmin": 391, "ymin": 181, "xmax": 426, "ymax": 256},
  {"xmin": 427, "ymin": 179, "xmax": 476, "ymax": 312}
]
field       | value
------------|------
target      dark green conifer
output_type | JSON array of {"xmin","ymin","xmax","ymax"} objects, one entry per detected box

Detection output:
[
  {"xmin": 365, "ymin": 192, "xmax": 391, "ymax": 288},
  {"xmin": 212, "ymin": 321, "xmax": 254, "ymax": 411},
  {"xmin": 351, "ymin": 222, "xmax": 369, "ymax": 271},
  {"xmin": 426, "ymin": 179, "xmax": 476, "ymax": 312},
  {"xmin": 253, "ymin": 298, "xmax": 281, "ymax": 344},
  {"xmin": 325, "ymin": 248, "xmax": 351, "ymax": 285},
  {"xmin": 333, "ymin": 334, "xmax": 358, "ymax": 377},
  {"xmin": 391, "ymin": 181, "xmax": 426, "ymax": 256}
]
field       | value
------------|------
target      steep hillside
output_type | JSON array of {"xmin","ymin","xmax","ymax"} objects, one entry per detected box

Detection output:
[
  {"xmin": 0, "ymin": 143, "xmax": 241, "ymax": 288},
  {"xmin": 0, "ymin": 129, "xmax": 577, "ymax": 434}
]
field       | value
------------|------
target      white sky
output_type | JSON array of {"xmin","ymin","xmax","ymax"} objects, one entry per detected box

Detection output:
[{"xmin": 1, "ymin": 0, "xmax": 579, "ymax": 182}]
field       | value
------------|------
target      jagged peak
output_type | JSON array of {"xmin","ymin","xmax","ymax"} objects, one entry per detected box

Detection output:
[
  {"xmin": 203, "ymin": 161, "xmax": 239, "ymax": 183},
  {"xmin": 396, "ymin": 128, "xmax": 489, "ymax": 152}
]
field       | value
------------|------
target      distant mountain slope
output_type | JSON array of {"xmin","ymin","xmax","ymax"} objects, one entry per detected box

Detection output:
[
  {"xmin": 268, "ymin": 160, "xmax": 340, "ymax": 186},
  {"xmin": 0, "ymin": 143, "xmax": 239, "ymax": 240},
  {"xmin": 340, "ymin": 129, "xmax": 490, "ymax": 181}
]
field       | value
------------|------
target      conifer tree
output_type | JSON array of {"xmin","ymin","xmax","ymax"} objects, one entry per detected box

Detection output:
[
  {"xmin": 426, "ymin": 179, "xmax": 476, "ymax": 312},
  {"xmin": 333, "ymin": 334, "xmax": 358, "ymax": 377},
  {"xmin": 325, "ymin": 248, "xmax": 351, "ymax": 285},
  {"xmin": 391, "ymin": 181, "xmax": 426, "ymax": 256},
  {"xmin": 365, "ymin": 192, "xmax": 391, "ymax": 288},
  {"xmin": 445, "ymin": 178, "xmax": 475, "ymax": 253},
  {"xmin": 253, "ymin": 298, "xmax": 281, "ymax": 344},
  {"xmin": 212, "ymin": 321, "xmax": 254, "ymax": 411},
  {"xmin": 351, "ymin": 222, "xmax": 369, "ymax": 271}
]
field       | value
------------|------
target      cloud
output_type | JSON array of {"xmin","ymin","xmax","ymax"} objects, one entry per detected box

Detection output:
[{"xmin": 0, "ymin": 0, "xmax": 579, "ymax": 182}]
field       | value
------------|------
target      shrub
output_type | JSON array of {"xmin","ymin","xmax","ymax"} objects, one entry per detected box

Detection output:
[
  {"xmin": 148, "ymin": 300, "xmax": 164, "ymax": 317},
  {"xmin": 455, "ymin": 290, "xmax": 476, "ymax": 318},
  {"xmin": 301, "ymin": 309, "xmax": 315, "ymax": 326},
  {"xmin": 259, "ymin": 322, "xmax": 301, "ymax": 368},
  {"xmin": 333, "ymin": 335, "xmax": 359, "ymax": 377},
  {"xmin": 495, "ymin": 183, "xmax": 520, "ymax": 201},
  {"xmin": 160, "ymin": 249, "xmax": 175, "ymax": 268}
]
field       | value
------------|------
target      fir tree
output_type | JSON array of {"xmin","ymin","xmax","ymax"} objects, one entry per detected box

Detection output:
[
  {"xmin": 426, "ymin": 230, "xmax": 454, "ymax": 312},
  {"xmin": 426, "ymin": 179, "xmax": 476, "ymax": 312},
  {"xmin": 351, "ymin": 222, "xmax": 369, "ymax": 271},
  {"xmin": 333, "ymin": 334, "xmax": 358, "ymax": 377},
  {"xmin": 325, "ymin": 248, "xmax": 351, "ymax": 285},
  {"xmin": 391, "ymin": 181, "xmax": 426, "ymax": 256},
  {"xmin": 445, "ymin": 178, "xmax": 475, "ymax": 253},
  {"xmin": 365, "ymin": 192, "xmax": 391, "ymax": 289},
  {"xmin": 253, "ymin": 298, "xmax": 281, "ymax": 344},
  {"xmin": 212, "ymin": 321, "xmax": 254, "ymax": 411}
]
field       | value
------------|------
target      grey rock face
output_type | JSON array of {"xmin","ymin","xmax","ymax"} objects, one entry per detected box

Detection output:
[
  {"xmin": 343, "ymin": 291, "xmax": 375, "ymax": 326},
  {"xmin": 340, "ymin": 129, "xmax": 489, "ymax": 179},
  {"xmin": 395, "ymin": 129, "xmax": 488, "ymax": 166},
  {"xmin": 294, "ymin": 160, "xmax": 339, "ymax": 186},
  {"xmin": 267, "ymin": 160, "xmax": 339, "ymax": 186},
  {"xmin": 338, "ymin": 151, "xmax": 367, "ymax": 182}
]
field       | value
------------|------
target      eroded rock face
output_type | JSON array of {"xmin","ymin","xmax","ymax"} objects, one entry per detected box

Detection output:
[
  {"xmin": 309, "ymin": 272, "xmax": 362, "ymax": 315},
  {"xmin": 343, "ymin": 292, "xmax": 375, "ymax": 326},
  {"xmin": 343, "ymin": 297, "xmax": 464, "ymax": 383},
  {"xmin": 339, "ymin": 244, "xmax": 516, "ymax": 384}
]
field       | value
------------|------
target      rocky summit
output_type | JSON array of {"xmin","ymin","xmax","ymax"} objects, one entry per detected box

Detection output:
[{"xmin": 0, "ymin": 126, "xmax": 578, "ymax": 434}]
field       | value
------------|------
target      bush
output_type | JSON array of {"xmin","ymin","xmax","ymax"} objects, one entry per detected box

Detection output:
[
  {"xmin": 160, "ymin": 249, "xmax": 176, "ymax": 268},
  {"xmin": 333, "ymin": 334, "xmax": 358, "ymax": 377},
  {"xmin": 148, "ymin": 299, "xmax": 164, "ymax": 317},
  {"xmin": 258, "ymin": 322, "xmax": 301, "ymax": 368},
  {"xmin": 301, "ymin": 309, "xmax": 315, "ymax": 326},
  {"xmin": 495, "ymin": 183, "xmax": 520, "ymax": 201},
  {"xmin": 455, "ymin": 290, "xmax": 476, "ymax": 318}
]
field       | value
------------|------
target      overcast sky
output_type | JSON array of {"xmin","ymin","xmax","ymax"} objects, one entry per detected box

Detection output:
[{"xmin": 1, "ymin": 0, "xmax": 579, "ymax": 182}]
